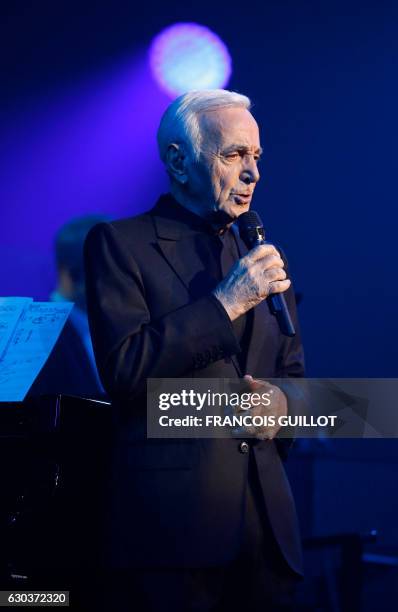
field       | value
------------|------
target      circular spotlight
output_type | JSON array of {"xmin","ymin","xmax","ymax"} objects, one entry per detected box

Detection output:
[{"xmin": 149, "ymin": 22, "xmax": 232, "ymax": 97}]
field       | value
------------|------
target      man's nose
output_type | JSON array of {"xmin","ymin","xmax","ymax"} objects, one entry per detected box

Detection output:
[{"xmin": 241, "ymin": 156, "xmax": 260, "ymax": 185}]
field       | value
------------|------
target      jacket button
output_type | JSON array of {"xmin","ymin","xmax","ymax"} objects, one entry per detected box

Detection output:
[{"xmin": 239, "ymin": 441, "xmax": 249, "ymax": 454}]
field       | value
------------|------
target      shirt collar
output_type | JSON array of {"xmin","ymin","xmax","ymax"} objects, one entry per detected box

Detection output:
[{"xmin": 151, "ymin": 193, "xmax": 233, "ymax": 239}]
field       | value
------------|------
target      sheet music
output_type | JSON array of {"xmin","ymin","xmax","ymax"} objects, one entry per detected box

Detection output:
[
  {"xmin": 0, "ymin": 300, "xmax": 73, "ymax": 402},
  {"xmin": 0, "ymin": 297, "xmax": 33, "ymax": 360}
]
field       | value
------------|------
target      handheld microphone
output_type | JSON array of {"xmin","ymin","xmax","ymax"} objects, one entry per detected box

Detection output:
[{"xmin": 237, "ymin": 210, "xmax": 296, "ymax": 338}]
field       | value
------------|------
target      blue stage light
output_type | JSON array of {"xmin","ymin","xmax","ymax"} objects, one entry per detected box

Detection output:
[{"xmin": 149, "ymin": 22, "xmax": 232, "ymax": 97}]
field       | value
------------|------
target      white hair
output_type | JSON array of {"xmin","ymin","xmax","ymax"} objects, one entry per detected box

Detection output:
[{"xmin": 157, "ymin": 89, "xmax": 251, "ymax": 163}]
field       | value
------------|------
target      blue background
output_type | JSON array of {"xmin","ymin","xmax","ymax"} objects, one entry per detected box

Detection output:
[
  {"xmin": 1, "ymin": 0, "xmax": 397, "ymax": 378},
  {"xmin": 1, "ymin": 3, "xmax": 398, "ymax": 604}
]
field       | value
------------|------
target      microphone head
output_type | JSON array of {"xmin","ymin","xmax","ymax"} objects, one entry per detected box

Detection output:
[{"xmin": 236, "ymin": 210, "xmax": 265, "ymax": 248}]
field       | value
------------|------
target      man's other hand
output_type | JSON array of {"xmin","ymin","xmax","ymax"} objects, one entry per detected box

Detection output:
[{"xmin": 237, "ymin": 374, "xmax": 288, "ymax": 440}]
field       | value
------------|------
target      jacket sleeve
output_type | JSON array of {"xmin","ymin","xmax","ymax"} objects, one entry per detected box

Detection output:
[{"xmin": 84, "ymin": 222, "xmax": 241, "ymax": 399}]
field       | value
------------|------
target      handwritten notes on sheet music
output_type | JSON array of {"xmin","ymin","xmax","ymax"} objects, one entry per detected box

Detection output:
[
  {"xmin": 0, "ymin": 298, "xmax": 73, "ymax": 401},
  {"xmin": 0, "ymin": 297, "xmax": 33, "ymax": 359}
]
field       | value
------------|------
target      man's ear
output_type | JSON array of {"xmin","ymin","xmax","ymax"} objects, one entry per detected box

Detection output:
[
  {"xmin": 58, "ymin": 266, "xmax": 75, "ymax": 300},
  {"xmin": 165, "ymin": 143, "xmax": 188, "ymax": 185}
]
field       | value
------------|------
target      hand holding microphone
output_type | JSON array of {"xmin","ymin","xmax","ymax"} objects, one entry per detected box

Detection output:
[
  {"xmin": 212, "ymin": 211, "xmax": 295, "ymax": 337},
  {"xmin": 212, "ymin": 242, "xmax": 289, "ymax": 318}
]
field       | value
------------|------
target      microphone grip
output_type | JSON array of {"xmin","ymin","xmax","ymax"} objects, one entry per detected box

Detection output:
[
  {"xmin": 268, "ymin": 292, "xmax": 296, "ymax": 337},
  {"xmin": 237, "ymin": 212, "xmax": 296, "ymax": 337},
  {"xmin": 257, "ymin": 237, "xmax": 296, "ymax": 337}
]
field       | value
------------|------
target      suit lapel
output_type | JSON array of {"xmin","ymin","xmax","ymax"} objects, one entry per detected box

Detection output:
[
  {"xmin": 151, "ymin": 196, "xmax": 220, "ymax": 298},
  {"xmin": 156, "ymin": 237, "xmax": 200, "ymax": 294}
]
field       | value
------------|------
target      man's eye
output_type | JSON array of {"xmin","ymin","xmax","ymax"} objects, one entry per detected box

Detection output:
[{"xmin": 225, "ymin": 153, "xmax": 239, "ymax": 159}]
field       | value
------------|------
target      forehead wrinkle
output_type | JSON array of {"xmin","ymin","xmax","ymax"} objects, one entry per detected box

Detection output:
[
  {"xmin": 197, "ymin": 108, "xmax": 260, "ymax": 157},
  {"xmin": 198, "ymin": 111, "xmax": 224, "ymax": 147}
]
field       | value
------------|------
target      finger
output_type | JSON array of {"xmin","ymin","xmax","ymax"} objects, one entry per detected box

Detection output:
[
  {"xmin": 242, "ymin": 374, "xmax": 255, "ymax": 389},
  {"xmin": 244, "ymin": 375, "xmax": 272, "ymax": 388},
  {"xmin": 263, "ymin": 267, "xmax": 287, "ymax": 282},
  {"xmin": 255, "ymin": 431, "xmax": 272, "ymax": 440},
  {"xmin": 244, "ymin": 244, "xmax": 279, "ymax": 265},
  {"xmin": 268, "ymin": 279, "xmax": 291, "ymax": 294},
  {"xmin": 243, "ymin": 375, "xmax": 267, "ymax": 389},
  {"xmin": 254, "ymin": 254, "xmax": 285, "ymax": 272},
  {"xmin": 257, "ymin": 423, "xmax": 281, "ymax": 440}
]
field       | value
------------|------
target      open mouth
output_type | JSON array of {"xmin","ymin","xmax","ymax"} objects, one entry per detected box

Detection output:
[{"xmin": 233, "ymin": 193, "xmax": 252, "ymax": 205}]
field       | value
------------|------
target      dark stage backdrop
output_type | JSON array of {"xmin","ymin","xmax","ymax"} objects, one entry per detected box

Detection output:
[{"xmin": 1, "ymin": 0, "xmax": 397, "ymax": 377}]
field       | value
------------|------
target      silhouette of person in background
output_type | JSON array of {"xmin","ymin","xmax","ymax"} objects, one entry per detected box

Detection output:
[{"xmin": 30, "ymin": 215, "xmax": 109, "ymax": 398}]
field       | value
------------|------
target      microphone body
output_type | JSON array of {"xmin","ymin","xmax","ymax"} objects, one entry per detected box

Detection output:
[{"xmin": 237, "ymin": 211, "xmax": 296, "ymax": 338}]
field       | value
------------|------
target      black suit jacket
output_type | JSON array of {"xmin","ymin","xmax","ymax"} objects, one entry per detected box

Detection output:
[{"xmin": 84, "ymin": 194, "xmax": 305, "ymax": 573}]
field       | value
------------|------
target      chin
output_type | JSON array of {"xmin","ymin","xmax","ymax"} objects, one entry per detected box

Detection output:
[{"xmin": 229, "ymin": 203, "xmax": 251, "ymax": 218}]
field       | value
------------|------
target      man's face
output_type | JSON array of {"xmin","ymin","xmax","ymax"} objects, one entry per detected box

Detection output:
[{"xmin": 185, "ymin": 106, "xmax": 261, "ymax": 222}]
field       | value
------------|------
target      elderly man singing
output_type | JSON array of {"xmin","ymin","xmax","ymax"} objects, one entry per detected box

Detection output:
[{"xmin": 84, "ymin": 89, "xmax": 305, "ymax": 611}]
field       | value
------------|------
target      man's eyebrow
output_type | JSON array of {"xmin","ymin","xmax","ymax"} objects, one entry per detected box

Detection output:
[{"xmin": 223, "ymin": 144, "xmax": 263, "ymax": 155}]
